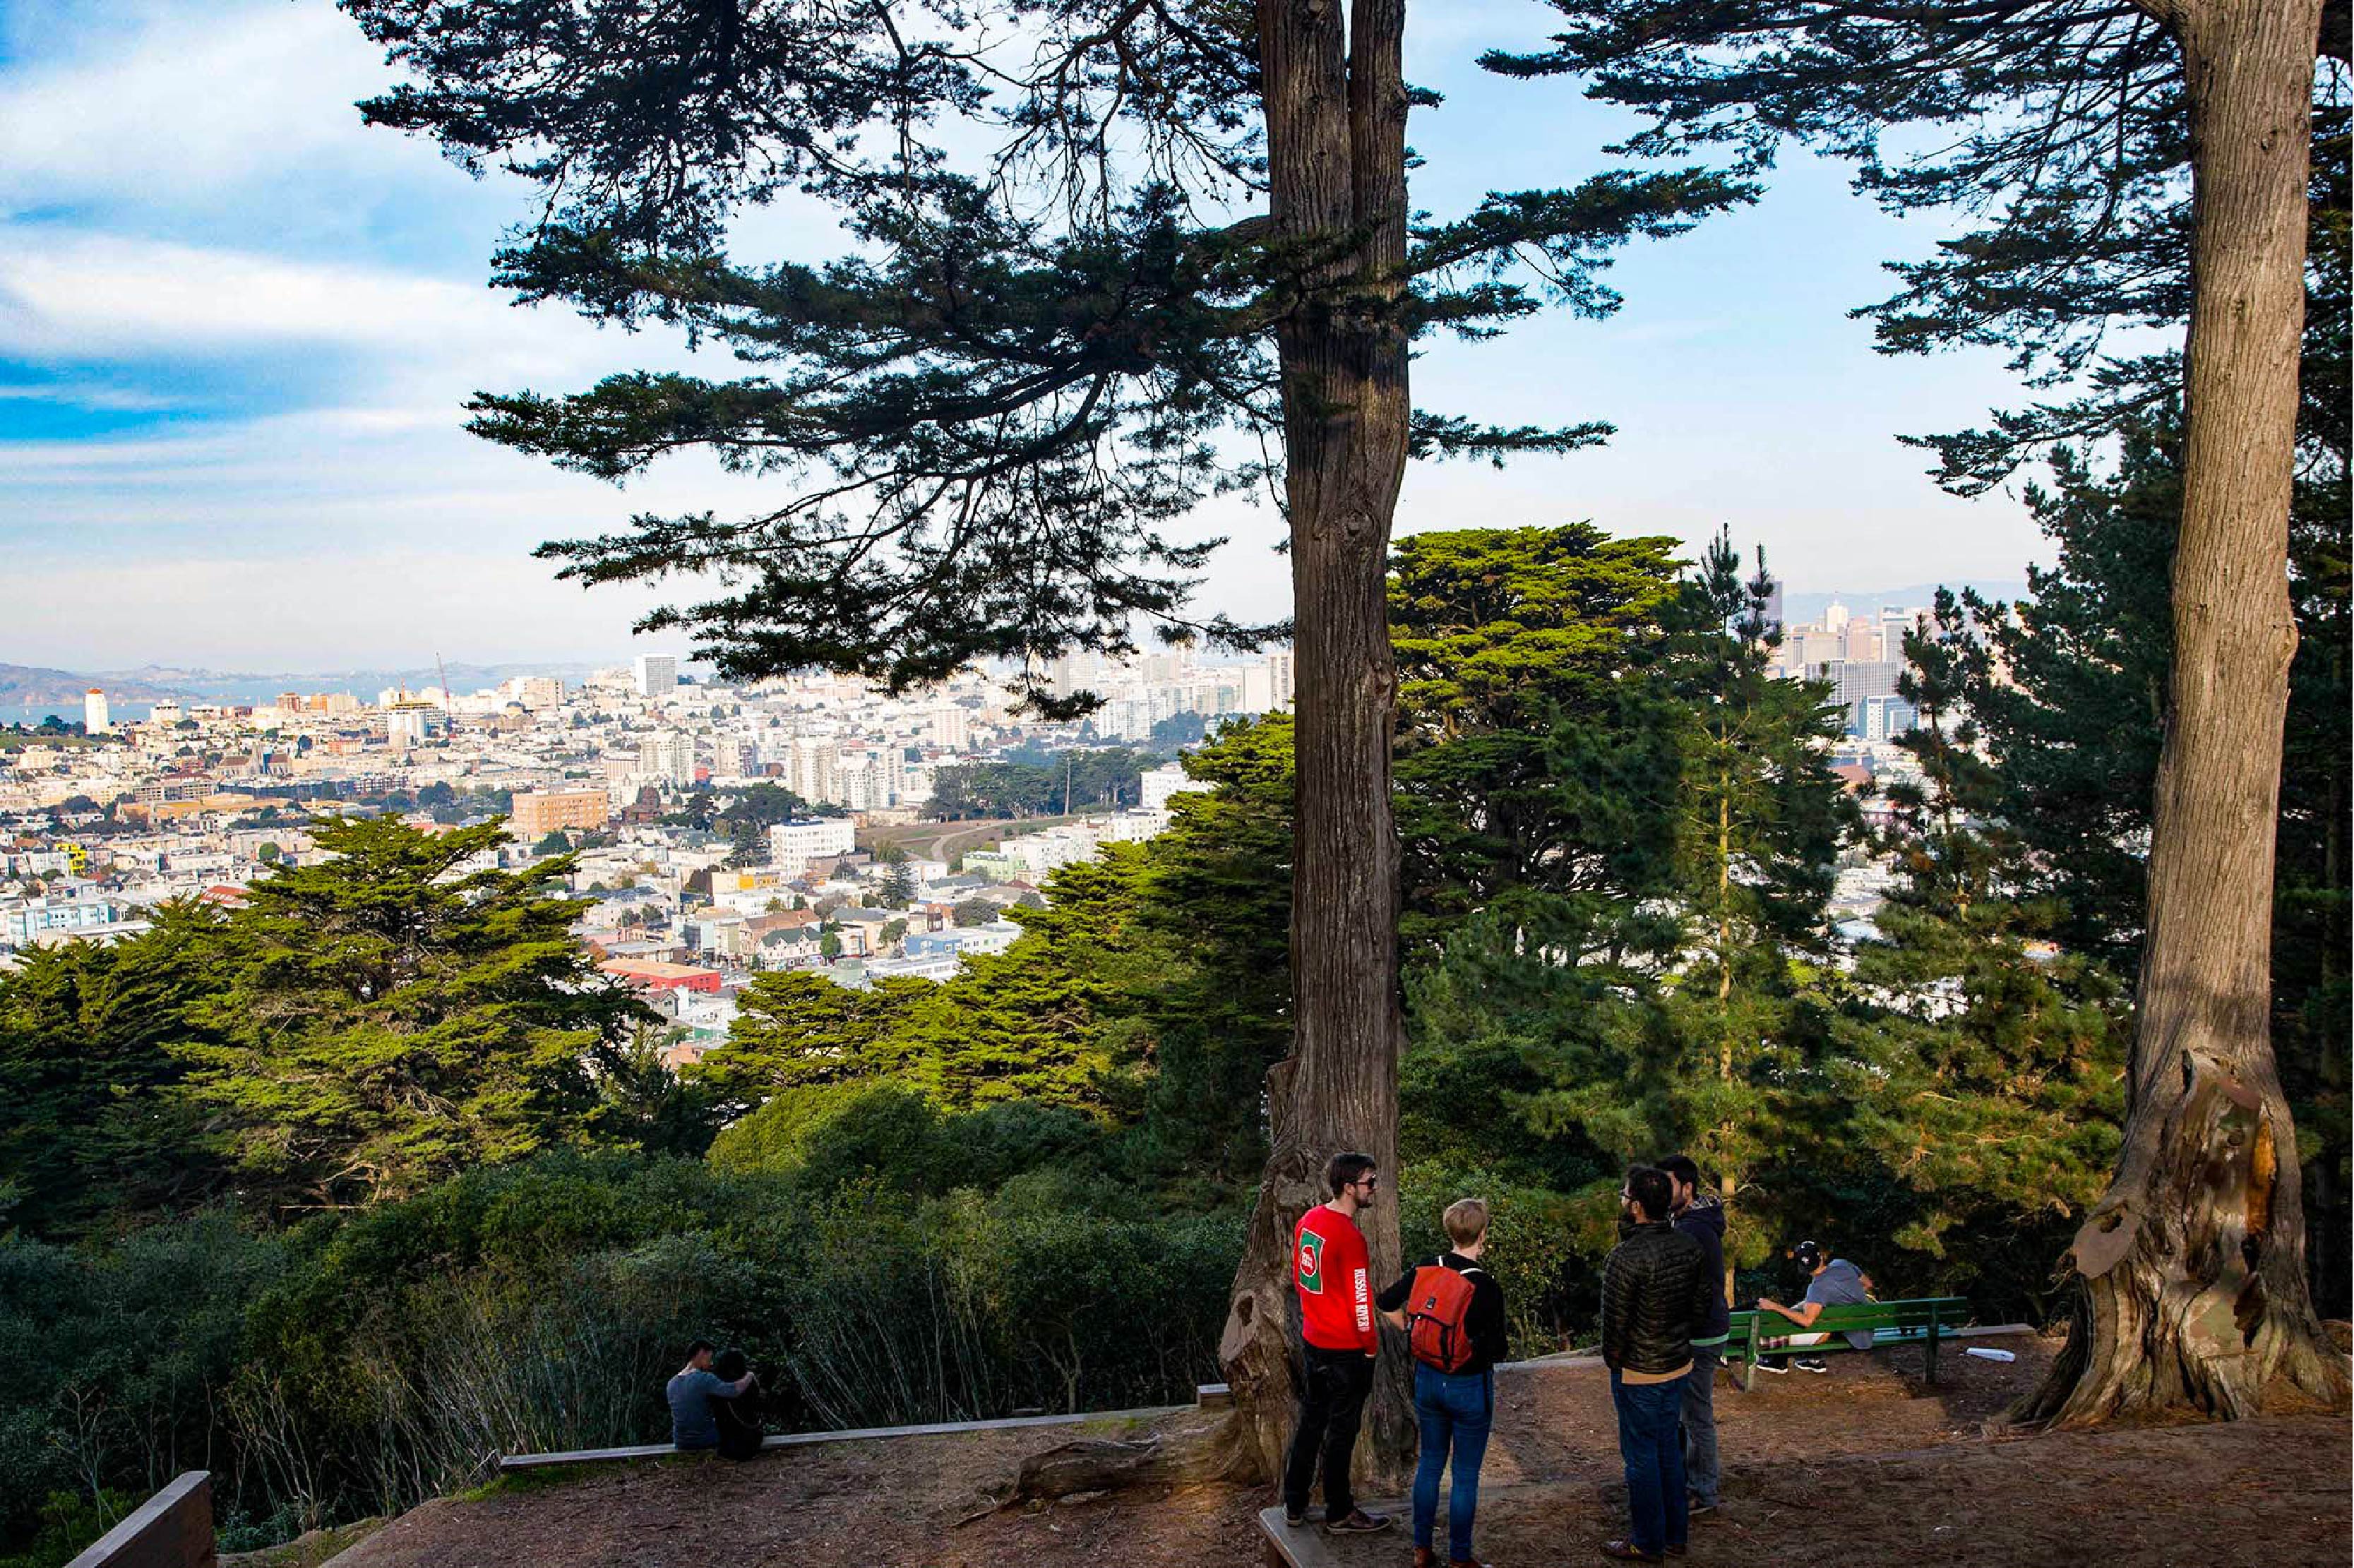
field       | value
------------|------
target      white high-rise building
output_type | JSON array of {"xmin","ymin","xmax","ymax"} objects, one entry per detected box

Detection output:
[
  {"xmin": 501, "ymin": 676, "xmax": 564, "ymax": 711},
  {"xmin": 1140, "ymin": 762, "xmax": 1204, "ymax": 811},
  {"xmin": 633, "ymin": 654, "xmax": 679, "ymax": 697},
  {"xmin": 638, "ymin": 731, "xmax": 696, "ymax": 786},
  {"xmin": 386, "ymin": 705, "xmax": 436, "ymax": 750},
  {"xmin": 769, "ymin": 817, "xmax": 857, "ymax": 876},
  {"xmin": 1266, "ymin": 649, "xmax": 1296, "ymax": 710},
  {"xmin": 840, "ymin": 755, "xmax": 889, "ymax": 811},
  {"xmin": 790, "ymin": 736, "xmax": 840, "ymax": 804},
  {"xmin": 929, "ymin": 705, "xmax": 971, "ymax": 751},
  {"xmin": 83, "ymin": 688, "xmax": 110, "ymax": 734}
]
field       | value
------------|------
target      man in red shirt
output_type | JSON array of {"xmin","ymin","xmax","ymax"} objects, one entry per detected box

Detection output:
[{"xmin": 1281, "ymin": 1151, "xmax": 1394, "ymax": 1535}]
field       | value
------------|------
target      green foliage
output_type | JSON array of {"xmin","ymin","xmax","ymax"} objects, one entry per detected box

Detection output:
[
  {"xmin": 1488, "ymin": 2, "xmax": 2342, "ymax": 495},
  {"xmin": 0, "ymin": 1490, "xmax": 143, "ymax": 1568},
  {"xmin": 336, "ymin": 0, "xmax": 1749, "ymax": 713},
  {"xmin": 0, "ymin": 904, "xmax": 227, "ymax": 1237},
  {"xmin": 693, "ymin": 973, "xmax": 929, "ymax": 1111},
  {"xmin": 929, "ymin": 747, "xmax": 1161, "ymax": 818},
  {"xmin": 0, "ymin": 1214, "xmax": 291, "ymax": 1548},
  {"xmin": 1413, "ymin": 528, "xmax": 1856, "ymax": 1276},
  {"xmin": 1397, "ymin": 1163, "xmax": 1589, "ymax": 1355},
  {"xmin": 1828, "ymin": 594, "xmax": 2128, "ymax": 1274},
  {"xmin": 1390, "ymin": 524, "xmax": 1685, "ymax": 954},
  {"xmin": 170, "ymin": 816, "xmax": 657, "ymax": 1211},
  {"xmin": 715, "ymin": 782, "xmax": 834, "ymax": 831},
  {"xmin": 0, "ymin": 1151, "xmax": 1237, "ymax": 1549}
]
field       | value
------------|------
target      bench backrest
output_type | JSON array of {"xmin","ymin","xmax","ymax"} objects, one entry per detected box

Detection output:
[{"xmin": 1723, "ymin": 1295, "xmax": 1970, "ymax": 1346}]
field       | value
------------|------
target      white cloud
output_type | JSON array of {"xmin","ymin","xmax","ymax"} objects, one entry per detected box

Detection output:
[
  {"xmin": 0, "ymin": 2, "xmax": 410, "ymax": 219},
  {"xmin": 0, "ymin": 232, "xmax": 494, "ymax": 354}
]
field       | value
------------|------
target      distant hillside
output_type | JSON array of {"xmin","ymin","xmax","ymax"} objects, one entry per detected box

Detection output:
[
  {"xmin": 0, "ymin": 663, "xmax": 185, "ymax": 705},
  {"xmin": 0, "ymin": 660, "xmax": 634, "ymax": 710}
]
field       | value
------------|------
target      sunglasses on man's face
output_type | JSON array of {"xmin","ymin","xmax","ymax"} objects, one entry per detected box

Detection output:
[{"xmin": 1355, "ymin": 1176, "xmax": 1380, "ymax": 1190}]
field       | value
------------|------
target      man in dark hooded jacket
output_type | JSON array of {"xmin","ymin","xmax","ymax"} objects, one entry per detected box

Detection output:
[{"xmin": 1659, "ymin": 1154, "xmax": 1726, "ymax": 1516}]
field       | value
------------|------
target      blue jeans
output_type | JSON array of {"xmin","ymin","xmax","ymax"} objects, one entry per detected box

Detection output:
[
  {"xmin": 1611, "ymin": 1370, "xmax": 1690, "ymax": 1555},
  {"xmin": 1412, "ymin": 1365, "xmax": 1493, "ymax": 1561}
]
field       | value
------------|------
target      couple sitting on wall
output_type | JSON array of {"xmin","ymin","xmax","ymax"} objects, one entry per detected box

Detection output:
[{"xmin": 668, "ymin": 1339, "xmax": 764, "ymax": 1459}]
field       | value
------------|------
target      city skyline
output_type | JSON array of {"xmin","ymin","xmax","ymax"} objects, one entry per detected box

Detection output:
[
  {"xmin": 0, "ymin": 573, "xmax": 2030, "ymax": 700},
  {"xmin": 5, "ymin": 1, "xmax": 2093, "ymax": 669}
]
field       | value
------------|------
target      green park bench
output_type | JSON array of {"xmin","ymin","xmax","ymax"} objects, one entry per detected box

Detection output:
[{"xmin": 1720, "ymin": 1295, "xmax": 1972, "ymax": 1392}]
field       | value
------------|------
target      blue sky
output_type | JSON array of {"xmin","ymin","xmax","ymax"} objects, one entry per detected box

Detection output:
[{"xmin": 0, "ymin": 0, "xmax": 2086, "ymax": 671}]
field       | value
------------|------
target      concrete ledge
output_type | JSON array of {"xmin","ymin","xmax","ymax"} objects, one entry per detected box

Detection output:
[
  {"xmin": 1255, "ymin": 1501, "xmax": 1406, "ymax": 1567},
  {"xmin": 66, "ymin": 1471, "xmax": 214, "ymax": 1568},
  {"xmin": 496, "ymin": 1404, "xmax": 1185, "ymax": 1473}
]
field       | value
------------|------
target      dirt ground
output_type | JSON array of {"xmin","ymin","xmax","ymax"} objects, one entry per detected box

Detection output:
[{"xmin": 328, "ymin": 1334, "xmax": 2350, "ymax": 1568}]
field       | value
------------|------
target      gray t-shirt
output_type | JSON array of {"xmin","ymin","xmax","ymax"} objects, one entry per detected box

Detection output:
[
  {"xmin": 1804, "ymin": 1259, "xmax": 1874, "ymax": 1350},
  {"xmin": 667, "ymin": 1368, "xmax": 739, "ymax": 1448}
]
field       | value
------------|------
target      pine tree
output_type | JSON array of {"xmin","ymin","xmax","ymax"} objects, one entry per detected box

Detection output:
[
  {"xmin": 172, "ymin": 817, "xmax": 650, "ymax": 1212},
  {"xmin": 691, "ymin": 971, "xmax": 931, "ymax": 1114},
  {"xmin": 1556, "ymin": 532, "xmax": 1851, "ymax": 1289},
  {"xmin": 1493, "ymin": 0, "xmax": 2347, "ymax": 1423},
  {"xmin": 1829, "ymin": 595, "xmax": 2128, "ymax": 1303},
  {"xmin": 0, "ymin": 903, "xmax": 227, "ymax": 1237},
  {"xmin": 335, "ymin": 0, "xmax": 1754, "ymax": 1475}
]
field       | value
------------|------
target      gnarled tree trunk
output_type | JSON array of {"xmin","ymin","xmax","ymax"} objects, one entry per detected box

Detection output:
[
  {"xmin": 1217, "ymin": 0, "xmax": 1417, "ymax": 1489},
  {"xmin": 2021, "ymin": 0, "xmax": 2348, "ymax": 1425}
]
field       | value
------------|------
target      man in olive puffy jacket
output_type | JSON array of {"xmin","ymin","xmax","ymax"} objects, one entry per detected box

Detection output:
[{"xmin": 1597, "ymin": 1166, "xmax": 1718, "ymax": 1562}]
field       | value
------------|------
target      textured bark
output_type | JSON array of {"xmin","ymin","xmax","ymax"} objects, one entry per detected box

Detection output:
[
  {"xmin": 2021, "ymin": 0, "xmax": 2348, "ymax": 1425},
  {"xmin": 1217, "ymin": 0, "xmax": 1416, "ymax": 1488}
]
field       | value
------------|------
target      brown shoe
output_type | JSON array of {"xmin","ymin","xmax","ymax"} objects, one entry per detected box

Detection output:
[
  {"xmin": 1325, "ymin": 1509, "xmax": 1394, "ymax": 1535},
  {"xmin": 1414, "ymin": 1550, "xmax": 1438, "ymax": 1568}
]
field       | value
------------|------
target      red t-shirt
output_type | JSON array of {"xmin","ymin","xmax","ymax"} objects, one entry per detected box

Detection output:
[{"xmin": 1294, "ymin": 1204, "xmax": 1378, "ymax": 1353}]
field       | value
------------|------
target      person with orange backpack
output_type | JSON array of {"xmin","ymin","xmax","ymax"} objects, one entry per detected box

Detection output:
[{"xmin": 1378, "ymin": 1197, "xmax": 1510, "ymax": 1568}]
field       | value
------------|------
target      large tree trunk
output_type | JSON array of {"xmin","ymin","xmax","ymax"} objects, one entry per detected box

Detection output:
[
  {"xmin": 2021, "ymin": 0, "xmax": 2348, "ymax": 1425},
  {"xmin": 1217, "ymin": 0, "xmax": 1416, "ymax": 1489}
]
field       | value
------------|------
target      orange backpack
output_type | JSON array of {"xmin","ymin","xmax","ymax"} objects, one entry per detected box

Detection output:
[{"xmin": 1406, "ymin": 1263, "xmax": 1483, "ymax": 1373}]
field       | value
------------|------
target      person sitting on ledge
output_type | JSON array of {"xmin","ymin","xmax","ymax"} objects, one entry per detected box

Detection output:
[
  {"xmin": 709, "ymin": 1346, "xmax": 767, "ymax": 1460},
  {"xmin": 1756, "ymin": 1240, "xmax": 1875, "ymax": 1374},
  {"xmin": 668, "ymin": 1337, "xmax": 756, "ymax": 1451}
]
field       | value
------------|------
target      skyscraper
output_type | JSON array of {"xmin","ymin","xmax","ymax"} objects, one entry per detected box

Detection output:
[
  {"xmin": 83, "ymin": 688, "xmax": 109, "ymax": 734},
  {"xmin": 1266, "ymin": 648, "xmax": 1296, "ymax": 710},
  {"xmin": 633, "ymin": 654, "xmax": 679, "ymax": 697}
]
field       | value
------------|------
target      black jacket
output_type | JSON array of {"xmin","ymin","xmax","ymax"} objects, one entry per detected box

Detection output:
[
  {"xmin": 1378, "ymin": 1252, "xmax": 1511, "ymax": 1375},
  {"xmin": 1599, "ymin": 1221, "xmax": 1716, "ymax": 1375},
  {"xmin": 1673, "ymin": 1196, "xmax": 1730, "ymax": 1341}
]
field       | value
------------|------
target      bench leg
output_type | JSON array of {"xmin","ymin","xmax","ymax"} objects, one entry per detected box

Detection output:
[{"xmin": 1925, "ymin": 1310, "xmax": 1939, "ymax": 1386}]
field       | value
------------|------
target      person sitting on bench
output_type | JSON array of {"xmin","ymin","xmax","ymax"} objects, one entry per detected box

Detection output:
[
  {"xmin": 1755, "ymin": 1241, "xmax": 1874, "ymax": 1374},
  {"xmin": 668, "ymin": 1338, "xmax": 756, "ymax": 1450}
]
